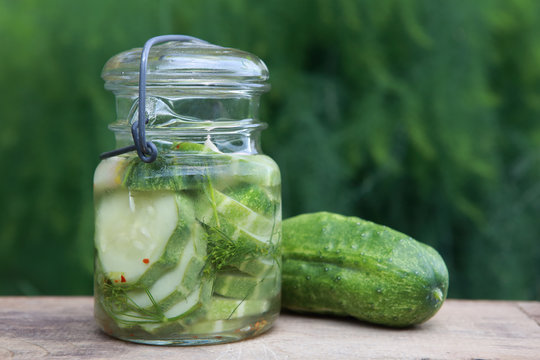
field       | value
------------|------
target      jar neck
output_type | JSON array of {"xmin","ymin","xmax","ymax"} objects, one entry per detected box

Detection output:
[
  {"xmin": 112, "ymin": 91, "xmax": 262, "ymax": 125},
  {"xmin": 110, "ymin": 92, "xmax": 266, "ymax": 155}
]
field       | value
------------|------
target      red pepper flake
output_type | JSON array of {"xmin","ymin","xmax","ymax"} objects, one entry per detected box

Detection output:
[
  {"xmin": 129, "ymin": 333, "xmax": 134, "ymax": 337},
  {"xmin": 121, "ymin": 275, "xmax": 126, "ymax": 283},
  {"xmin": 175, "ymin": 144, "xmax": 180, "ymax": 149},
  {"xmin": 143, "ymin": 258, "xmax": 150, "ymax": 264},
  {"xmin": 114, "ymin": 280, "xmax": 119, "ymax": 283}
]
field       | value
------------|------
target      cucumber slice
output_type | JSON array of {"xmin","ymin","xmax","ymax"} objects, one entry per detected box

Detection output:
[
  {"xmin": 122, "ymin": 157, "xmax": 200, "ymax": 192},
  {"xmin": 113, "ymin": 277, "xmax": 214, "ymax": 331},
  {"xmin": 175, "ymin": 142, "xmax": 280, "ymax": 188},
  {"xmin": 121, "ymin": 143, "xmax": 280, "ymax": 193},
  {"xmin": 214, "ymin": 271, "xmax": 279, "ymax": 300},
  {"xmin": 94, "ymin": 157, "xmax": 129, "ymax": 194},
  {"xmin": 162, "ymin": 281, "xmax": 209, "ymax": 320},
  {"xmin": 122, "ymin": 142, "xmax": 213, "ymax": 192},
  {"xmin": 216, "ymin": 193, "xmax": 273, "ymax": 235},
  {"xmin": 127, "ymin": 223, "xmax": 206, "ymax": 309},
  {"xmin": 227, "ymin": 184, "xmax": 277, "ymax": 217},
  {"xmin": 95, "ymin": 190, "xmax": 182, "ymax": 285},
  {"xmin": 205, "ymin": 296, "xmax": 271, "ymax": 321},
  {"xmin": 230, "ymin": 154, "xmax": 281, "ymax": 188},
  {"xmin": 196, "ymin": 189, "xmax": 274, "ymax": 242},
  {"xmin": 231, "ymin": 258, "xmax": 276, "ymax": 277},
  {"xmin": 194, "ymin": 186, "xmax": 279, "ymax": 275}
]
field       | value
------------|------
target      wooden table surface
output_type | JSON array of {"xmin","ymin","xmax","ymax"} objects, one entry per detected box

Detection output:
[{"xmin": 0, "ymin": 297, "xmax": 538, "ymax": 360}]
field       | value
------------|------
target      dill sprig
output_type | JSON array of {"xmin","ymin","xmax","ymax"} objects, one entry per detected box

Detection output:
[
  {"xmin": 101, "ymin": 280, "xmax": 166, "ymax": 325},
  {"xmin": 200, "ymin": 221, "xmax": 270, "ymax": 275}
]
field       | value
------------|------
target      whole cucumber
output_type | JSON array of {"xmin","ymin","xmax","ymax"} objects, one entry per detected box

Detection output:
[{"xmin": 282, "ymin": 212, "xmax": 449, "ymax": 327}]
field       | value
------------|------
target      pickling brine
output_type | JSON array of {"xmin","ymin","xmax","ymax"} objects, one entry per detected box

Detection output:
[
  {"xmin": 93, "ymin": 141, "xmax": 281, "ymax": 344},
  {"xmin": 95, "ymin": 35, "xmax": 280, "ymax": 345}
]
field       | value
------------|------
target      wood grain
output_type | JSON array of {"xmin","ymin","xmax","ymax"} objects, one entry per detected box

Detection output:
[{"xmin": 0, "ymin": 297, "xmax": 538, "ymax": 360}]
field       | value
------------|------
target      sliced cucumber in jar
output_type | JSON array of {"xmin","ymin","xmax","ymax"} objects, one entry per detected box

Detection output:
[
  {"xmin": 127, "ymin": 222, "xmax": 207, "ymax": 309},
  {"xmin": 95, "ymin": 190, "xmax": 188, "ymax": 285},
  {"xmin": 122, "ymin": 157, "xmax": 200, "ymax": 192},
  {"xmin": 205, "ymin": 296, "xmax": 271, "ymax": 321},
  {"xmin": 111, "ymin": 281, "xmax": 209, "ymax": 332},
  {"xmin": 230, "ymin": 154, "xmax": 281, "ymax": 188},
  {"xmin": 230, "ymin": 258, "xmax": 276, "ymax": 277},
  {"xmin": 214, "ymin": 270, "xmax": 280, "ymax": 300},
  {"xmin": 194, "ymin": 183, "xmax": 280, "ymax": 277},
  {"xmin": 226, "ymin": 184, "xmax": 278, "ymax": 217},
  {"xmin": 195, "ymin": 188, "xmax": 274, "ymax": 243},
  {"xmin": 163, "ymin": 278, "xmax": 213, "ymax": 321},
  {"xmin": 94, "ymin": 157, "xmax": 129, "ymax": 195}
]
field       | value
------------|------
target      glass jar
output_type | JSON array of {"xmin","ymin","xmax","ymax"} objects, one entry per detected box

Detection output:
[{"xmin": 93, "ymin": 36, "xmax": 281, "ymax": 345}]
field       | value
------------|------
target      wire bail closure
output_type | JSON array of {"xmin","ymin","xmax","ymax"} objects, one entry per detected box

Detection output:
[{"xmin": 99, "ymin": 35, "xmax": 206, "ymax": 163}]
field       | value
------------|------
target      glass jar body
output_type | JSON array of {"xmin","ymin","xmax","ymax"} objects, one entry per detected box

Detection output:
[{"xmin": 93, "ymin": 132, "xmax": 282, "ymax": 345}]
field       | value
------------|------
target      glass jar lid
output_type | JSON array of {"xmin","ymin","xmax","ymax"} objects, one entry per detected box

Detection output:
[{"xmin": 102, "ymin": 38, "xmax": 269, "ymax": 93}]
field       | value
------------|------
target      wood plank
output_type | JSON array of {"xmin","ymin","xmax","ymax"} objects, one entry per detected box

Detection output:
[
  {"xmin": 518, "ymin": 301, "xmax": 540, "ymax": 325},
  {"xmin": 0, "ymin": 297, "xmax": 539, "ymax": 360}
]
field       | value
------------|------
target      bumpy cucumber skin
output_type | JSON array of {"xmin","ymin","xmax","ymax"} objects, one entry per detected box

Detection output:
[
  {"xmin": 282, "ymin": 212, "xmax": 449, "ymax": 327},
  {"xmin": 122, "ymin": 157, "xmax": 201, "ymax": 191},
  {"xmin": 227, "ymin": 184, "xmax": 278, "ymax": 217}
]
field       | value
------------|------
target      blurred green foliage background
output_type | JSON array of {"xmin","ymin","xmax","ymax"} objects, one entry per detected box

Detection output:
[{"xmin": 0, "ymin": 0, "xmax": 539, "ymax": 299}]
